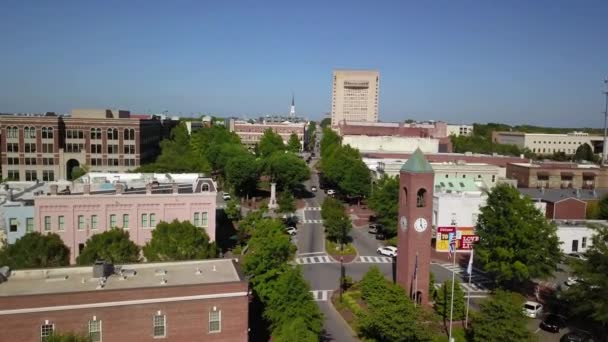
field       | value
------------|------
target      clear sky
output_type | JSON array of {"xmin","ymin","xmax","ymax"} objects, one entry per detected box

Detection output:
[{"xmin": 1, "ymin": 0, "xmax": 607, "ymax": 127}]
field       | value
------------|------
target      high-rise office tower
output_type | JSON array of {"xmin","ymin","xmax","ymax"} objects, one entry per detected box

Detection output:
[{"xmin": 331, "ymin": 70, "xmax": 379, "ymax": 126}]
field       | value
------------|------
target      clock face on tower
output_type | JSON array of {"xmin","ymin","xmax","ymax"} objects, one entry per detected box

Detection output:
[
  {"xmin": 400, "ymin": 216, "xmax": 408, "ymax": 232},
  {"xmin": 414, "ymin": 218, "xmax": 428, "ymax": 233}
]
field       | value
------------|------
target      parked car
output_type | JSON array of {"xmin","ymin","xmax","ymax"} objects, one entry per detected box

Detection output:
[
  {"xmin": 376, "ymin": 246, "xmax": 397, "ymax": 257},
  {"xmin": 560, "ymin": 330, "xmax": 595, "ymax": 342},
  {"xmin": 567, "ymin": 252, "xmax": 588, "ymax": 261},
  {"xmin": 368, "ymin": 223, "xmax": 383, "ymax": 234},
  {"xmin": 285, "ymin": 227, "xmax": 297, "ymax": 236},
  {"xmin": 565, "ymin": 276, "xmax": 579, "ymax": 287},
  {"xmin": 539, "ymin": 314, "xmax": 567, "ymax": 333},
  {"xmin": 522, "ymin": 301, "xmax": 543, "ymax": 318},
  {"xmin": 326, "ymin": 189, "xmax": 336, "ymax": 196},
  {"xmin": 311, "ymin": 186, "xmax": 317, "ymax": 192},
  {"xmin": 222, "ymin": 192, "xmax": 231, "ymax": 200}
]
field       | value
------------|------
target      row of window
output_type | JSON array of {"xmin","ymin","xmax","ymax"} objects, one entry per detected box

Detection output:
[
  {"xmin": 6, "ymin": 143, "xmax": 136, "ymax": 154},
  {"xmin": 42, "ymin": 212, "xmax": 209, "ymax": 231},
  {"xmin": 39, "ymin": 310, "xmax": 221, "ymax": 342},
  {"xmin": 4, "ymin": 127, "xmax": 136, "ymax": 141},
  {"xmin": 532, "ymin": 140, "xmax": 585, "ymax": 145},
  {"xmin": 8, "ymin": 217, "xmax": 34, "ymax": 233},
  {"xmin": 91, "ymin": 128, "xmax": 136, "ymax": 141},
  {"xmin": 532, "ymin": 147, "xmax": 582, "ymax": 154}
]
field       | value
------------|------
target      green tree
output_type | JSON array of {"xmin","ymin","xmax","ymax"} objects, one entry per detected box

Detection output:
[
  {"xmin": 321, "ymin": 197, "xmax": 352, "ymax": 248},
  {"xmin": 76, "ymin": 229, "xmax": 140, "ymax": 265},
  {"xmin": 475, "ymin": 184, "xmax": 561, "ymax": 288},
  {"xmin": 598, "ymin": 195, "xmax": 608, "ymax": 219},
  {"xmin": 225, "ymin": 198, "xmax": 241, "ymax": 221},
  {"xmin": 70, "ymin": 164, "xmax": 90, "ymax": 180},
  {"xmin": 368, "ymin": 175, "xmax": 399, "ymax": 237},
  {"xmin": 0, "ymin": 232, "xmax": 69, "ymax": 269},
  {"xmin": 305, "ymin": 121, "xmax": 316, "ymax": 152},
  {"xmin": 264, "ymin": 152, "xmax": 310, "ymax": 191},
  {"xmin": 273, "ymin": 317, "xmax": 318, "ymax": 342},
  {"xmin": 259, "ymin": 129, "xmax": 285, "ymax": 157},
  {"xmin": 320, "ymin": 118, "xmax": 331, "ymax": 128},
  {"xmin": 277, "ymin": 191, "xmax": 296, "ymax": 213},
  {"xmin": 564, "ymin": 224, "xmax": 608, "ymax": 331},
  {"xmin": 433, "ymin": 278, "xmax": 465, "ymax": 321},
  {"xmin": 143, "ymin": 220, "xmax": 216, "ymax": 261},
  {"xmin": 319, "ymin": 128, "xmax": 341, "ymax": 160},
  {"xmin": 287, "ymin": 133, "xmax": 301, "ymax": 153},
  {"xmin": 46, "ymin": 331, "xmax": 92, "ymax": 342},
  {"xmin": 225, "ymin": 152, "xmax": 259, "ymax": 197},
  {"xmin": 575, "ymin": 143, "xmax": 596, "ymax": 162},
  {"xmin": 360, "ymin": 266, "xmax": 387, "ymax": 300},
  {"xmin": 429, "ymin": 272, "xmax": 437, "ymax": 300},
  {"xmin": 471, "ymin": 290, "xmax": 531, "ymax": 342},
  {"xmin": 339, "ymin": 156, "xmax": 371, "ymax": 201}
]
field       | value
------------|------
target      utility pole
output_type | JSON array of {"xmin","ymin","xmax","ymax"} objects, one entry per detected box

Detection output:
[{"xmin": 603, "ymin": 78, "xmax": 608, "ymax": 165}]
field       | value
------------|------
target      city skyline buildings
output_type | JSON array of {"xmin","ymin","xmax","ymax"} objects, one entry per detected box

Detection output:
[{"xmin": 1, "ymin": 1, "xmax": 608, "ymax": 127}]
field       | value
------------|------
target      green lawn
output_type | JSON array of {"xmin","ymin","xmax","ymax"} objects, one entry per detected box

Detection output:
[{"xmin": 326, "ymin": 239, "xmax": 357, "ymax": 256}]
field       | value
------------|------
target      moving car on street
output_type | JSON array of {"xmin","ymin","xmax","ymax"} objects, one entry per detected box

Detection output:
[
  {"xmin": 222, "ymin": 192, "xmax": 231, "ymax": 200},
  {"xmin": 376, "ymin": 246, "xmax": 397, "ymax": 257}
]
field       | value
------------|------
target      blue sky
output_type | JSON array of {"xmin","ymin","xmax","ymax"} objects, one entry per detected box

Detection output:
[{"xmin": 1, "ymin": 0, "xmax": 607, "ymax": 127}]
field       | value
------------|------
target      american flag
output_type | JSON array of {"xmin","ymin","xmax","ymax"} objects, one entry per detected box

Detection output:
[{"xmin": 448, "ymin": 233, "xmax": 456, "ymax": 259}]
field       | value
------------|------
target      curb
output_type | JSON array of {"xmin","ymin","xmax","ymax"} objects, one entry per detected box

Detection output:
[{"xmin": 327, "ymin": 291, "xmax": 359, "ymax": 340}]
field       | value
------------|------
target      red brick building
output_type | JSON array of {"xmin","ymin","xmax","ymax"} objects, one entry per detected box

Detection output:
[
  {"xmin": 0, "ymin": 259, "xmax": 249, "ymax": 342},
  {"xmin": 0, "ymin": 109, "xmax": 177, "ymax": 181},
  {"xmin": 545, "ymin": 197, "xmax": 587, "ymax": 220},
  {"xmin": 506, "ymin": 162, "xmax": 607, "ymax": 189}
]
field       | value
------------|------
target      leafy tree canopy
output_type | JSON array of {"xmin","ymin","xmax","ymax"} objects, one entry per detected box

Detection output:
[
  {"xmin": 575, "ymin": 143, "xmax": 597, "ymax": 162},
  {"xmin": 475, "ymin": 184, "xmax": 561, "ymax": 289},
  {"xmin": 277, "ymin": 191, "xmax": 296, "ymax": 214},
  {"xmin": 143, "ymin": 220, "xmax": 216, "ymax": 261},
  {"xmin": 287, "ymin": 133, "xmax": 301, "ymax": 153},
  {"xmin": 259, "ymin": 129, "xmax": 286, "ymax": 158},
  {"xmin": 225, "ymin": 198, "xmax": 241, "ymax": 221},
  {"xmin": 321, "ymin": 197, "xmax": 352, "ymax": 246},
  {"xmin": 564, "ymin": 224, "xmax": 608, "ymax": 329},
  {"xmin": 320, "ymin": 118, "xmax": 331, "ymax": 128},
  {"xmin": 263, "ymin": 152, "xmax": 310, "ymax": 191},
  {"xmin": 225, "ymin": 152, "xmax": 259, "ymax": 197},
  {"xmin": 434, "ymin": 278, "xmax": 465, "ymax": 320},
  {"xmin": 368, "ymin": 175, "xmax": 399, "ymax": 237},
  {"xmin": 76, "ymin": 229, "xmax": 140, "ymax": 265},
  {"xmin": 46, "ymin": 331, "xmax": 92, "ymax": 342},
  {"xmin": 0, "ymin": 232, "xmax": 69, "ymax": 269},
  {"xmin": 471, "ymin": 290, "xmax": 531, "ymax": 342}
]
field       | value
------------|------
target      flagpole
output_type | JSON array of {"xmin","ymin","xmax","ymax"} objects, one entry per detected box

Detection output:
[
  {"xmin": 465, "ymin": 249, "xmax": 474, "ymax": 328},
  {"xmin": 448, "ymin": 236, "xmax": 456, "ymax": 342}
]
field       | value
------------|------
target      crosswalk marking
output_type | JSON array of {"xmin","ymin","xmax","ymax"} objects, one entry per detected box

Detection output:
[
  {"xmin": 296, "ymin": 255, "xmax": 334, "ymax": 265},
  {"xmin": 310, "ymin": 290, "xmax": 332, "ymax": 301},
  {"xmin": 304, "ymin": 207, "xmax": 321, "ymax": 211},
  {"xmin": 434, "ymin": 282, "xmax": 490, "ymax": 294},
  {"xmin": 355, "ymin": 256, "xmax": 394, "ymax": 264},
  {"xmin": 302, "ymin": 219, "xmax": 324, "ymax": 224}
]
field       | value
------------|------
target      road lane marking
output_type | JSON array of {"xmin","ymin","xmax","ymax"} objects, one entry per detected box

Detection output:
[
  {"xmin": 355, "ymin": 256, "xmax": 393, "ymax": 264},
  {"xmin": 310, "ymin": 290, "xmax": 332, "ymax": 301},
  {"xmin": 295, "ymin": 254, "xmax": 335, "ymax": 265}
]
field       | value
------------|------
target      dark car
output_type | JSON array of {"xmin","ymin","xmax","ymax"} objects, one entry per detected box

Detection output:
[
  {"xmin": 560, "ymin": 331, "xmax": 594, "ymax": 342},
  {"xmin": 540, "ymin": 314, "xmax": 566, "ymax": 333}
]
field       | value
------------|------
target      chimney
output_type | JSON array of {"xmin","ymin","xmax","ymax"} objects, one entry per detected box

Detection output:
[
  {"xmin": 50, "ymin": 184, "xmax": 58, "ymax": 196},
  {"xmin": 172, "ymin": 183, "xmax": 178, "ymax": 194},
  {"xmin": 83, "ymin": 184, "xmax": 91, "ymax": 195},
  {"xmin": 115, "ymin": 183, "xmax": 123, "ymax": 195},
  {"xmin": 146, "ymin": 183, "xmax": 152, "ymax": 194}
]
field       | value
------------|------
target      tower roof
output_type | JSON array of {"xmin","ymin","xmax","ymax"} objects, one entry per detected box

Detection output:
[{"xmin": 400, "ymin": 148, "xmax": 433, "ymax": 173}]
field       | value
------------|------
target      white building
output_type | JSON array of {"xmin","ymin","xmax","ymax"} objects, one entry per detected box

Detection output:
[
  {"xmin": 447, "ymin": 124, "xmax": 473, "ymax": 136},
  {"xmin": 493, "ymin": 131, "xmax": 603, "ymax": 155},
  {"xmin": 555, "ymin": 220, "xmax": 601, "ymax": 254},
  {"xmin": 343, "ymin": 135, "xmax": 439, "ymax": 154}
]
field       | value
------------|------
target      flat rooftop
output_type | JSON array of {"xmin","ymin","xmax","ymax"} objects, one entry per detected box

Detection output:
[{"xmin": 0, "ymin": 259, "xmax": 242, "ymax": 297}]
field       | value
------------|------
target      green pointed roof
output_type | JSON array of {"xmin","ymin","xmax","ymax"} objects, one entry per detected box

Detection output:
[{"xmin": 400, "ymin": 148, "xmax": 434, "ymax": 173}]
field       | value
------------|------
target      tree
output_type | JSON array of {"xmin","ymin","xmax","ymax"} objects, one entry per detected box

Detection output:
[
  {"xmin": 225, "ymin": 198, "xmax": 241, "ymax": 221},
  {"xmin": 259, "ymin": 129, "xmax": 285, "ymax": 157},
  {"xmin": 575, "ymin": 143, "xmax": 596, "ymax": 162},
  {"xmin": 76, "ymin": 229, "xmax": 140, "ymax": 265},
  {"xmin": 475, "ymin": 184, "xmax": 561, "ymax": 288},
  {"xmin": 287, "ymin": 133, "xmax": 301, "ymax": 153},
  {"xmin": 320, "ymin": 118, "xmax": 331, "ymax": 128},
  {"xmin": 46, "ymin": 331, "xmax": 91, "ymax": 342},
  {"xmin": 143, "ymin": 220, "xmax": 216, "ymax": 261},
  {"xmin": 0, "ymin": 232, "xmax": 69, "ymax": 269},
  {"xmin": 305, "ymin": 121, "xmax": 316, "ymax": 152},
  {"xmin": 339, "ymin": 157, "xmax": 371, "ymax": 200},
  {"xmin": 273, "ymin": 317, "xmax": 318, "ymax": 342},
  {"xmin": 70, "ymin": 164, "xmax": 90, "ymax": 180},
  {"xmin": 225, "ymin": 152, "xmax": 259, "ymax": 197},
  {"xmin": 264, "ymin": 152, "xmax": 310, "ymax": 191},
  {"xmin": 368, "ymin": 175, "xmax": 399, "ymax": 237},
  {"xmin": 598, "ymin": 195, "xmax": 608, "ymax": 219},
  {"xmin": 471, "ymin": 290, "xmax": 531, "ymax": 342},
  {"xmin": 321, "ymin": 197, "xmax": 351, "ymax": 248},
  {"xmin": 277, "ymin": 191, "xmax": 296, "ymax": 213},
  {"xmin": 433, "ymin": 278, "xmax": 465, "ymax": 321},
  {"xmin": 564, "ymin": 224, "xmax": 608, "ymax": 331}
]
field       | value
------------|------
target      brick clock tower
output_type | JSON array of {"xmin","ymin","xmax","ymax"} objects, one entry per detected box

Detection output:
[{"xmin": 396, "ymin": 148, "xmax": 434, "ymax": 305}]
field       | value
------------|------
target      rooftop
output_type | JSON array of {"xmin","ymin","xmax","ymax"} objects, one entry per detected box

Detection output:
[
  {"xmin": 0, "ymin": 259, "xmax": 242, "ymax": 297},
  {"xmin": 518, "ymin": 187, "xmax": 608, "ymax": 203},
  {"xmin": 509, "ymin": 162, "xmax": 600, "ymax": 169},
  {"xmin": 400, "ymin": 148, "xmax": 433, "ymax": 173},
  {"xmin": 434, "ymin": 177, "xmax": 483, "ymax": 193}
]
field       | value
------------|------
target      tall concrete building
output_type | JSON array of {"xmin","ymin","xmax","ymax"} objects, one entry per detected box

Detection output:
[{"xmin": 331, "ymin": 70, "xmax": 379, "ymax": 126}]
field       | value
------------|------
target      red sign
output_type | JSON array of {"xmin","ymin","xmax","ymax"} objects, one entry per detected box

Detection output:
[{"xmin": 460, "ymin": 235, "xmax": 480, "ymax": 250}]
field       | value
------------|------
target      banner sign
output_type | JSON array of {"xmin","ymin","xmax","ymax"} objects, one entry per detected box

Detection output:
[
  {"xmin": 460, "ymin": 235, "xmax": 480, "ymax": 250},
  {"xmin": 436, "ymin": 227, "xmax": 477, "ymax": 251}
]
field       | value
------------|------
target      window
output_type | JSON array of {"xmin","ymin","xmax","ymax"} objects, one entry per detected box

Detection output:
[
  {"xmin": 108, "ymin": 158, "xmax": 119, "ymax": 166},
  {"xmin": 24, "ymin": 126, "xmax": 36, "ymax": 139},
  {"xmin": 153, "ymin": 313, "xmax": 166, "ymax": 338},
  {"xmin": 124, "ymin": 128, "xmax": 135, "ymax": 140},
  {"xmin": 209, "ymin": 309, "xmax": 221, "ymax": 333},
  {"xmin": 78, "ymin": 215, "xmax": 85, "ymax": 230},
  {"xmin": 9, "ymin": 218, "xmax": 18, "ymax": 232},
  {"xmin": 492, "ymin": 175, "xmax": 496, "ymax": 182},
  {"xmin": 201, "ymin": 212, "xmax": 208, "ymax": 227},
  {"xmin": 8, "ymin": 170, "xmax": 19, "ymax": 181},
  {"xmin": 110, "ymin": 214, "xmax": 117, "ymax": 227},
  {"xmin": 24, "ymin": 143, "xmax": 36, "ymax": 153},
  {"xmin": 6, "ymin": 126, "xmax": 18, "ymax": 138},
  {"xmin": 91, "ymin": 128, "xmax": 102, "ymax": 140},
  {"xmin": 26, "ymin": 218, "xmax": 34, "ymax": 232},
  {"xmin": 107, "ymin": 128, "xmax": 118, "ymax": 140},
  {"xmin": 202, "ymin": 183, "xmax": 210, "ymax": 191},
  {"xmin": 6, "ymin": 143, "xmax": 18, "ymax": 152},
  {"xmin": 582, "ymin": 237, "xmax": 587, "ymax": 248},
  {"xmin": 416, "ymin": 189, "xmax": 427, "ymax": 208},
  {"xmin": 41, "ymin": 323, "xmax": 54, "ymax": 342},
  {"xmin": 123, "ymin": 214, "xmax": 129, "ymax": 229},
  {"xmin": 42, "ymin": 127, "xmax": 53, "ymax": 139},
  {"xmin": 194, "ymin": 212, "xmax": 200, "ymax": 227},
  {"xmin": 44, "ymin": 216, "xmax": 51, "ymax": 231},
  {"xmin": 123, "ymin": 145, "xmax": 136, "ymax": 154},
  {"xmin": 91, "ymin": 158, "xmax": 103, "ymax": 166},
  {"xmin": 42, "ymin": 143, "xmax": 54, "ymax": 153},
  {"xmin": 91, "ymin": 144, "xmax": 102, "ymax": 154},
  {"xmin": 88, "ymin": 319, "xmax": 101, "ymax": 342},
  {"xmin": 25, "ymin": 170, "xmax": 37, "ymax": 181},
  {"xmin": 58, "ymin": 216, "xmax": 65, "ymax": 231},
  {"xmin": 66, "ymin": 129, "xmax": 84, "ymax": 139},
  {"xmin": 107, "ymin": 144, "xmax": 119, "ymax": 154},
  {"xmin": 42, "ymin": 170, "xmax": 55, "ymax": 182},
  {"xmin": 7, "ymin": 157, "xmax": 19, "ymax": 165},
  {"xmin": 149, "ymin": 213, "xmax": 156, "ymax": 228},
  {"xmin": 141, "ymin": 214, "xmax": 148, "ymax": 228},
  {"xmin": 25, "ymin": 157, "xmax": 37, "ymax": 165},
  {"xmin": 91, "ymin": 215, "xmax": 98, "ymax": 230}
]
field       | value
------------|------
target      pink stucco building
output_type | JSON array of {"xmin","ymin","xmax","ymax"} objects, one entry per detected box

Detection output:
[{"xmin": 34, "ymin": 178, "xmax": 217, "ymax": 264}]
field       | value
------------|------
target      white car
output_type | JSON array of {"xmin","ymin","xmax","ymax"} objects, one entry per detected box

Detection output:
[
  {"xmin": 326, "ymin": 189, "xmax": 336, "ymax": 196},
  {"xmin": 565, "ymin": 277, "xmax": 579, "ymax": 287},
  {"xmin": 376, "ymin": 246, "xmax": 397, "ymax": 257},
  {"xmin": 522, "ymin": 301, "xmax": 543, "ymax": 318},
  {"xmin": 222, "ymin": 192, "xmax": 231, "ymax": 200},
  {"xmin": 285, "ymin": 227, "xmax": 297, "ymax": 236}
]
